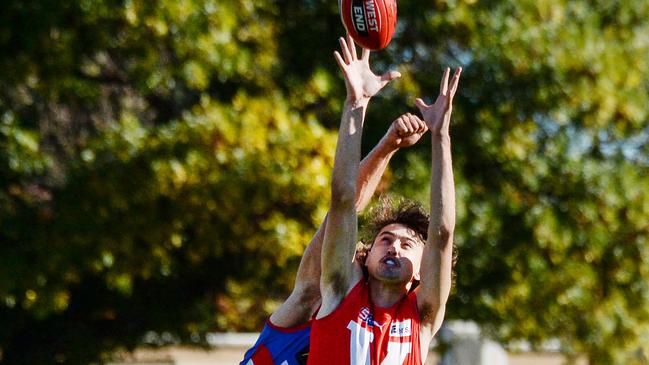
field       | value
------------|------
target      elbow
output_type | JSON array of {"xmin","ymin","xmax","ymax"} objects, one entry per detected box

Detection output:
[
  {"xmin": 330, "ymin": 181, "xmax": 356, "ymax": 208},
  {"xmin": 439, "ymin": 225, "xmax": 454, "ymax": 244},
  {"xmin": 429, "ymin": 225, "xmax": 454, "ymax": 246}
]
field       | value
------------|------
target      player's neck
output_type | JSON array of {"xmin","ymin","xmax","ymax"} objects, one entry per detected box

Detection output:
[{"xmin": 368, "ymin": 278, "xmax": 409, "ymax": 308}]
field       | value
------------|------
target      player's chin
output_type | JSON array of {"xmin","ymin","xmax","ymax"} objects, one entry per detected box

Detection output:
[{"xmin": 373, "ymin": 268, "xmax": 409, "ymax": 283}]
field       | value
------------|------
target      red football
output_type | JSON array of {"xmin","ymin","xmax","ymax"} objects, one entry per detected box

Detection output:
[{"xmin": 339, "ymin": 0, "xmax": 397, "ymax": 50}]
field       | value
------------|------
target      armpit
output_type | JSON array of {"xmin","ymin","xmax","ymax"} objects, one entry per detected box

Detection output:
[
  {"xmin": 325, "ymin": 270, "xmax": 348, "ymax": 297},
  {"xmin": 418, "ymin": 302, "xmax": 436, "ymax": 323}
]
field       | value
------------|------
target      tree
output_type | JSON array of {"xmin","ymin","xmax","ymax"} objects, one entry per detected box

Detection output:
[
  {"xmin": 387, "ymin": 1, "xmax": 649, "ymax": 363},
  {"xmin": 0, "ymin": 0, "xmax": 337, "ymax": 363},
  {"xmin": 1, "ymin": 0, "xmax": 649, "ymax": 364}
]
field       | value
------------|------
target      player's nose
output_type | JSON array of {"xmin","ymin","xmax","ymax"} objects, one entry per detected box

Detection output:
[{"xmin": 386, "ymin": 241, "xmax": 399, "ymax": 255}]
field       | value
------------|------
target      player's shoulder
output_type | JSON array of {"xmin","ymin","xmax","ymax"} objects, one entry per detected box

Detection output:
[
  {"xmin": 265, "ymin": 319, "xmax": 311, "ymax": 334},
  {"xmin": 241, "ymin": 320, "xmax": 311, "ymax": 365},
  {"xmin": 257, "ymin": 319, "xmax": 312, "ymax": 345}
]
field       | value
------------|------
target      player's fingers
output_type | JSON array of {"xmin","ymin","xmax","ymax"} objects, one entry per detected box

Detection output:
[
  {"xmin": 382, "ymin": 70, "xmax": 402, "ymax": 81},
  {"xmin": 415, "ymin": 98, "xmax": 428, "ymax": 114},
  {"xmin": 409, "ymin": 114, "xmax": 421, "ymax": 134},
  {"xmin": 347, "ymin": 34, "xmax": 358, "ymax": 60},
  {"xmin": 419, "ymin": 117, "xmax": 429, "ymax": 133},
  {"xmin": 440, "ymin": 67, "xmax": 450, "ymax": 95},
  {"xmin": 380, "ymin": 71, "xmax": 401, "ymax": 88},
  {"xmin": 339, "ymin": 37, "xmax": 352, "ymax": 64},
  {"xmin": 404, "ymin": 114, "xmax": 416, "ymax": 134},
  {"xmin": 449, "ymin": 67, "xmax": 463, "ymax": 97},
  {"xmin": 396, "ymin": 117, "xmax": 407, "ymax": 135},
  {"xmin": 362, "ymin": 47, "xmax": 370, "ymax": 61},
  {"xmin": 412, "ymin": 115, "xmax": 426, "ymax": 134},
  {"xmin": 334, "ymin": 51, "xmax": 346, "ymax": 70}
]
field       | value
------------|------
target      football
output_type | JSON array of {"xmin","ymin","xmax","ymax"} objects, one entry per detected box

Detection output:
[{"xmin": 339, "ymin": 0, "xmax": 397, "ymax": 50}]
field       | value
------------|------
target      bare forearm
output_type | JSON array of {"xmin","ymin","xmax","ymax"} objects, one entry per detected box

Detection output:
[
  {"xmin": 330, "ymin": 99, "xmax": 369, "ymax": 205},
  {"xmin": 422, "ymin": 133, "xmax": 455, "ymax": 311},
  {"xmin": 356, "ymin": 137, "xmax": 397, "ymax": 211},
  {"xmin": 270, "ymin": 220, "xmax": 326, "ymax": 327},
  {"xmin": 429, "ymin": 134, "xmax": 456, "ymax": 238}
]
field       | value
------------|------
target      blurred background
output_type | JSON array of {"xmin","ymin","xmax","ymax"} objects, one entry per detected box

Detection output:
[{"xmin": 1, "ymin": 0, "xmax": 649, "ymax": 364}]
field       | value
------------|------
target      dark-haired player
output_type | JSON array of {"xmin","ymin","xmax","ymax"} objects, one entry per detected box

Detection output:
[
  {"xmin": 306, "ymin": 35, "xmax": 461, "ymax": 365},
  {"xmin": 241, "ymin": 36, "xmax": 427, "ymax": 365}
]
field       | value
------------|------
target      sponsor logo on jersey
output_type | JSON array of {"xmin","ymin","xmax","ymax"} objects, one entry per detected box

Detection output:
[
  {"xmin": 389, "ymin": 319, "xmax": 412, "ymax": 337},
  {"xmin": 359, "ymin": 306, "xmax": 382, "ymax": 327}
]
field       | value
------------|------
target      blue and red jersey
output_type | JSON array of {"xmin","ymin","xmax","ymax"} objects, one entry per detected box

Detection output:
[{"xmin": 240, "ymin": 320, "xmax": 311, "ymax": 365}]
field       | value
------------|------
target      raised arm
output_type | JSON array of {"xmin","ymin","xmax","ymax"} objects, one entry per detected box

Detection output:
[
  {"xmin": 269, "ymin": 113, "xmax": 425, "ymax": 327},
  {"xmin": 414, "ymin": 67, "xmax": 462, "ymax": 342},
  {"xmin": 356, "ymin": 113, "xmax": 427, "ymax": 210},
  {"xmin": 317, "ymin": 35, "xmax": 400, "ymax": 318}
]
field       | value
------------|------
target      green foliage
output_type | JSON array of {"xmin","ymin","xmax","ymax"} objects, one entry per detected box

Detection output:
[
  {"xmin": 0, "ymin": 92, "xmax": 336, "ymax": 363},
  {"xmin": 409, "ymin": 2, "xmax": 649, "ymax": 363},
  {"xmin": 1, "ymin": 0, "xmax": 649, "ymax": 364}
]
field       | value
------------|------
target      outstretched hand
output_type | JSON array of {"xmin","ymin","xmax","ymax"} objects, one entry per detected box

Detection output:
[
  {"xmin": 384, "ymin": 113, "xmax": 428, "ymax": 149},
  {"xmin": 334, "ymin": 34, "xmax": 401, "ymax": 103},
  {"xmin": 415, "ymin": 67, "xmax": 462, "ymax": 136}
]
